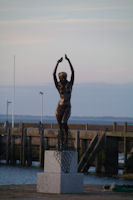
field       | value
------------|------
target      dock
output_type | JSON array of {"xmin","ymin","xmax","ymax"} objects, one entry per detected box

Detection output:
[{"xmin": 0, "ymin": 122, "xmax": 133, "ymax": 175}]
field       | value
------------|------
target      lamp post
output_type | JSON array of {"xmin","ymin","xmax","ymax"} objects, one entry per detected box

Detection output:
[
  {"xmin": 39, "ymin": 91, "xmax": 44, "ymax": 124},
  {"xmin": 6, "ymin": 100, "xmax": 12, "ymax": 122}
]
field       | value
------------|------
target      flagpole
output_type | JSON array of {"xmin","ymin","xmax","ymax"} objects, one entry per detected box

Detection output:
[{"xmin": 12, "ymin": 55, "xmax": 15, "ymax": 128}]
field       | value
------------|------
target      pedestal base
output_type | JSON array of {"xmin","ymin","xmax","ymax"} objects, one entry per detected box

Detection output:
[
  {"xmin": 37, "ymin": 172, "xmax": 83, "ymax": 193},
  {"xmin": 37, "ymin": 150, "xmax": 83, "ymax": 194}
]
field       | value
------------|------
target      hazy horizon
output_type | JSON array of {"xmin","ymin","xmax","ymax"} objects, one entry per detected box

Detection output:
[
  {"xmin": 1, "ymin": 112, "xmax": 133, "ymax": 125},
  {"xmin": 0, "ymin": 82, "xmax": 133, "ymax": 118}
]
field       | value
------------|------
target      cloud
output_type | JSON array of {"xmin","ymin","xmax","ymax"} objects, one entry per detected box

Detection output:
[
  {"xmin": 52, "ymin": 18, "xmax": 133, "ymax": 24},
  {"xmin": 72, "ymin": 6, "xmax": 133, "ymax": 12},
  {"xmin": 0, "ymin": 37, "xmax": 50, "ymax": 46},
  {"xmin": 0, "ymin": 16, "xmax": 132, "ymax": 46},
  {"xmin": 0, "ymin": 17, "xmax": 133, "ymax": 26},
  {"xmin": 0, "ymin": 19, "xmax": 44, "ymax": 25},
  {"xmin": 0, "ymin": 3, "xmax": 132, "ymax": 13}
]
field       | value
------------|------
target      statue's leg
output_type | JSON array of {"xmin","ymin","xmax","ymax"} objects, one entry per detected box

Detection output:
[
  {"xmin": 56, "ymin": 105, "xmax": 64, "ymax": 150},
  {"xmin": 62, "ymin": 105, "xmax": 71, "ymax": 150},
  {"xmin": 62, "ymin": 123, "xmax": 68, "ymax": 150},
  {"xmin": 57, "ymin": 130, "xmax": 61, "ymax": 150}
]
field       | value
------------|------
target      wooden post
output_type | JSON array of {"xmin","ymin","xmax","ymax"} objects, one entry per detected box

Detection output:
[
  {"xmin": 39, "ymin": 126, "xmax": 44, "ymax": 168},
  {"xmin": 5, "ymin": 121, "xmax": 9, "ymax": 132},
  {"xmin": 23, "ymin": 127, "xmax": 27, "ymax": 166},
  {"xmin": 96, "ymin": 150, "xmax": 105, "ymax": 174},
  {"xmin": 81, "ymin": 139, "xmax": 88, "ymax": 155},
  {"xmin": 75, "ymin": 131, "xmax": 80, "ymax": 161},
  {"xmin": 113, "ymin": 122, "xmax": 117, "ymax": 132},
  {"xmin": 124, "ymin": 122, "xmax": 128, "ymax": 173},
  {"xmin": 86, "ymin": 124, "xmax": 88, "ymax": 131},
  {"xmin": 0, "ymin": 135, "xmax": 3, "ymax": 164},
  {"xmin": 0, "ymin": 136, "xmax": 1, "ymax": 164},
  {"xmin": 11, "ymin": 131, "xmax": 16, "ymax": 165},
  {"xmin": 20, "ymin": 124, "xmax": 27, "ymax": 166},
  {"xmin": 104, "ymin": 137, "xmax": 118, "ymax": 175},
  {"xmin": 45, "ymin": 137, "xmax": 49, "ymax": 150},
  {"xmin": 27, "ymin": 135, "xmax": 32, "ymax": 167},
  {"xmin": 6, "ymin": 128, "xmax": 11, "ymax": 164},
  {"xmin": 20, "ymin": 126, "xmax": 23, "ymax": 165},
  {"xmin": 51, "ymin": 123, "xmax": 54, "ymax": 129}
]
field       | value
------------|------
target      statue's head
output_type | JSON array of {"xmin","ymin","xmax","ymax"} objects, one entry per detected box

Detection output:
[{"xmin": 58, "ymin": 72, "xmax": 67, "ymax": 82}]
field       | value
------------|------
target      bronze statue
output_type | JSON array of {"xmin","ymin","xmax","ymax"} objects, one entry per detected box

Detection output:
[{"xmin": 53, "ymin": 54, "xmax": 74, "ymax": 149}]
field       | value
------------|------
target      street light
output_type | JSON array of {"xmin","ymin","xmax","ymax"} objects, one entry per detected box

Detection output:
[
  {"xmin": 6, "ymin": 100, "xmax": 12, "ymax": 122},
  {"xmin": 39, "ymin": 91, "xmax": 44, "ymax": 124}
]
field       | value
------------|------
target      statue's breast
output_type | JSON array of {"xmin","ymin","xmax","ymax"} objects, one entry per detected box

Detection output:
[{"xmin": 58, "ymin": 82, "xmax": 72, "ymax": 95}]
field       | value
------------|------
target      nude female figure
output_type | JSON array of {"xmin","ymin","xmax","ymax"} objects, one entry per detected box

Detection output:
[{"xmin": 53, "ymin": 54, "xmax": 74, "ymax": 148}]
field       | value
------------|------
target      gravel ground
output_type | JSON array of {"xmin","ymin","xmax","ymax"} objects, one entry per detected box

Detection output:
[{"xmin": 0, "ymin": 184, "xmax": 133, "ymax": 200}]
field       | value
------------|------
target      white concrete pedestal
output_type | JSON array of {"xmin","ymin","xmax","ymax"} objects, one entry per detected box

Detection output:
[{"xmin": 37, "ymin": 150, "xmax": 83, "ymax": 193}]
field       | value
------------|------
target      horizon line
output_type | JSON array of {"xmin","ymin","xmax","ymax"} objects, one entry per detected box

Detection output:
[
  {"xmin": 1, "ymin": 81, "xmax": 133, "ymax": 87},
  {"xmin": 0, "ymin": 114, "xmax": 133, "ymax": 119}
]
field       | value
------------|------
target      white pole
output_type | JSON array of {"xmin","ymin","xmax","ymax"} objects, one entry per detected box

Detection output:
[
  {"xmin": 12, "ymin": 55, "xmax": 15, "ymax": 128},
  {"xmin": 42, "ymin": 95, "xmax": 43, "ymax": 123},
  {"xmin": 6, "ymin": 100, "xmax": 8, "ymax": 121},
  {"xmin": 39, "ymin": 92, "xmax": 43, "ymax": 123},
  {"xmin": 7, "ymin": 100, "xmax": 12, "ymax": 121}
]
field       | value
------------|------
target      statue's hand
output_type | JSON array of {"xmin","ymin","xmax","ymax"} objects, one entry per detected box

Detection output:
[
  {"xmin": 65, "ymin": 54, "xmax": 69, "ymax": 61},
  {"xmin": 57, "ymin": 57, "xmax": 63, "ymax": 63}
]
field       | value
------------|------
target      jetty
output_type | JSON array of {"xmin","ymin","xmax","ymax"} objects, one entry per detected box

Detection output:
[{"xmin": 0, "ymin": 122, "xmax": 133, "ymax": 175}]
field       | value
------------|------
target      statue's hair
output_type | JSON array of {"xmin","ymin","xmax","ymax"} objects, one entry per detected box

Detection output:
[{"xmin": 58, "ymin": 72, "xmax": 67, "ymax": 79}]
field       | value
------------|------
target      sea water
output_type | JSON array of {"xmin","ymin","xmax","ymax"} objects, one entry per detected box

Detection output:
[
  {"xmin": 0, "ymin": 154, "xmax": 133, "ymax": 186},
  {"xmin": 0, "ymin": 164, "xmax": 133, "ymax": 186}
]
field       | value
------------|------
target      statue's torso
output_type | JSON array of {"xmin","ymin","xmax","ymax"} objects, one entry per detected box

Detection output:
[{"xmin": 57, "ymin": 81, "xmax": 72, "ymax": 106}]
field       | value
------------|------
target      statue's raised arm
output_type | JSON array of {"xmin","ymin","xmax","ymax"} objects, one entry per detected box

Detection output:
[
  {"xmin": 53, "ymin": 57, "xmax": 63, "ymax": 89},
  {"xmin": 65, "ymin": 54, "xmax": 74, "ymax": 86}
]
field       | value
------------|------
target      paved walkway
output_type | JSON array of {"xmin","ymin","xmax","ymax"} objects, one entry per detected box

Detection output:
[{"xmin": 0, "ymin": 184, "xmax": 133, "ymax": 200}]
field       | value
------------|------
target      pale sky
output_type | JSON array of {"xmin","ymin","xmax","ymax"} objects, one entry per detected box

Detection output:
[
  {"xmin": 0, "ymin": 0, "xmax": 133, "ymax": 86},
  {"xmin": 0, "ymin": 0, "xmax": 133, "ymax": 117}
]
